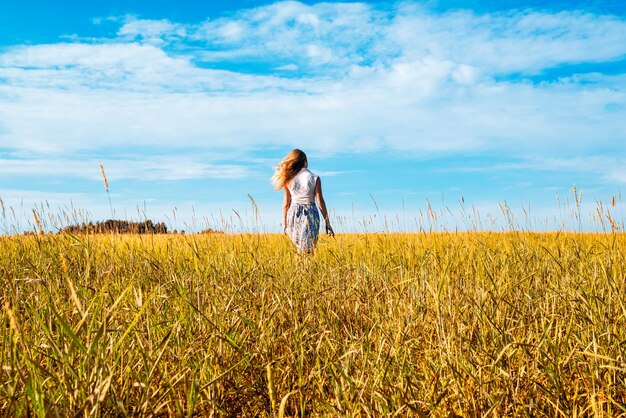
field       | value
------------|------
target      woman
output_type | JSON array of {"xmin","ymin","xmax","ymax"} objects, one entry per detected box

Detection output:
[{"xmin": 272, "ymin": 149, "xmax": 334, "ymax": 252}]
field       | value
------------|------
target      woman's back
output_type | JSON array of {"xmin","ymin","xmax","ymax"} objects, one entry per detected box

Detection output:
[{"xmin": 288, "ymin": 168, "xmax": 318, "ymax": 204}]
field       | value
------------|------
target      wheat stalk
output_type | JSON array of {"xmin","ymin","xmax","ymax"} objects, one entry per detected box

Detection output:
[
  {"xmin": 99, "ymin": 161, "xmax": 114, "ymax": 218},
  {"xmin": 32, "ymin": 209, "xmax": 43, "ymax": 235}
]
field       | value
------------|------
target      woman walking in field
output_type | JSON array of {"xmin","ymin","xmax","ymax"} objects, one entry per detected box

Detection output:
[{"xmin": 272, "ymin": 149, "xmax": 334, "ymax": 253}]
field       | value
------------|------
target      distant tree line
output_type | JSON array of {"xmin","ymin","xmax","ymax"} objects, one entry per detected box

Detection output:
[{"xmin": 60, "ymin": 219, "xmax": 168, "ymax": 234}]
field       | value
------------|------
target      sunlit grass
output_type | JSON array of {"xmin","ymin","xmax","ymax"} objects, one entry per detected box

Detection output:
[{"xmin": 1, "ymin": 228, "xmax": 625, "ymax": 416}]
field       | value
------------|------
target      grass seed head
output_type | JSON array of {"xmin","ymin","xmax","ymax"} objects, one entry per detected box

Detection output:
[{"xmin": 99, "ymin": 161, "xmax": 109, "ymax": 192}]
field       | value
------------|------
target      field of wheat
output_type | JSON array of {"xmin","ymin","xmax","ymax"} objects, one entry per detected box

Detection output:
[{"xmin": 1, "ymin": 229, "xmax": 625, "ymax": 417}]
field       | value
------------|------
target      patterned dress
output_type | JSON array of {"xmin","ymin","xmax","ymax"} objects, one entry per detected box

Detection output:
[
  {"xmin": 287, "ymin": 168, "xmax": 321, "ymax": 252},
  {"xmin": 287, "ymin": 202, "xmax": 320, "ymax": 252}
]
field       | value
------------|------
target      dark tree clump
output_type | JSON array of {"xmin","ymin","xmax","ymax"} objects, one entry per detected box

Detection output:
[{"xmin": 59, "ymin": 219, "xmax": 168, "ymax": 234}]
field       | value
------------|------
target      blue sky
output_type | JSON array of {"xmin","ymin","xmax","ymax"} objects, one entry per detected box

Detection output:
[{"xmin": 1, "ymin": 0, "xmax": 625, "ymax": 233}]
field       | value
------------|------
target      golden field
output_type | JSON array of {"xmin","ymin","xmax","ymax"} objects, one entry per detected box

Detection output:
[{"xmin": 1, "ymin": 231, "xmax": 625, "ymax": 416}]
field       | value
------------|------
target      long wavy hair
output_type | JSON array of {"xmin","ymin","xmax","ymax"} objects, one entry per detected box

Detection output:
[{"xmin": 271, "ymin": 149, "xmax": 307, "ymax": 190}]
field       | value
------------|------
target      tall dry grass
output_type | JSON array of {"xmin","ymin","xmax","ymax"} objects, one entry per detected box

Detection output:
[{"xmin": 0, "ymin": 228, "xmax": 625, "ymax": 416}]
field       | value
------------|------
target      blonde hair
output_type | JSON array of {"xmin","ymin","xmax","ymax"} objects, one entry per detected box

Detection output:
[{"xmin": 271, "ymin": 149, "xmax": 307, "ymax": 190}]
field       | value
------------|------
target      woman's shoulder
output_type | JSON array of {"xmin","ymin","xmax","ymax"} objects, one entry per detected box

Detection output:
[{"xmin": 304, "ymin": 168, "xmax": 318, "ymax": 180}]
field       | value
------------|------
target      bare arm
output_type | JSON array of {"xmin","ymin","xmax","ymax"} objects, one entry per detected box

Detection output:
[
  {"xmin": 282, "ymin": 187, "xmax": 291, "ymax": 234},
  {"xmin": 315, "ymin": 177, "xmax": 334, "ymax": 236}
]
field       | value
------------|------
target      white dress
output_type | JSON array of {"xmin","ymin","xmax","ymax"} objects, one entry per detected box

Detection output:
[{"xmin": 287, "ymin": 168, "xmax": 320, "ymax": 252}]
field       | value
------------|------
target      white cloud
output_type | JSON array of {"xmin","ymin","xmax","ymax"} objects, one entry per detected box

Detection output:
[
  {"xmin": 129, "ymin": 3, "xmax": 626, "ymax": 75},
  {"xmin": 306, "ymin": 44, "xmax": 334, "ymax": 64},
  {"xmin": 117, "ymin": 18, "xmax": 186, "ymax": 45},
  {"xmin": 0, "ymin": 68, "xmax": 623, "ymax": 155},
  {"xmin": 386, "ymin": 7, "xmax": 626, "ymax": 74},
  {"xmin": 186, "ymin": 1, "xmax": 385, "ymax": 68},
  {"xmin": 275, "ymin": 63, "xmax": 298, "ymax": 71},
  {"xmin": 297, "ymin": 12, "xmax": 321, "ymax": 28},
  {"xmin": 609, "ymin": 172, "xmax": 626, "ymax": 184},
  {"xmin": 0, "ymin": 1, "xmax": 624, "ymax": 160},
  {"xmin": 444, "ymin": 156, "xmax": 626, "ymax": 192},
  {"xmin": 0, "ymin": 42, "xmax": 174, "ymax": 70},
  {"xmin": 452, "ymin": 64, "xmax": 480, "ymax": 84},
  {"xmin": 0, "ymin": 157, "xmax": 250, "ymax": 181}
]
